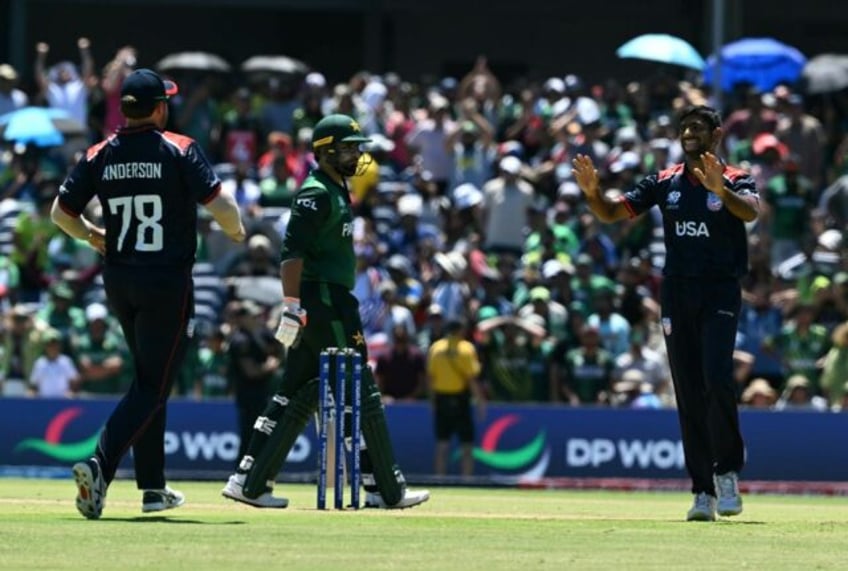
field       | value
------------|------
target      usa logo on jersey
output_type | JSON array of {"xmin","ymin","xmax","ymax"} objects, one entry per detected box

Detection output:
[{"xmin": 706, "ymin": 191, "xmax": 723, "ymax": 211}]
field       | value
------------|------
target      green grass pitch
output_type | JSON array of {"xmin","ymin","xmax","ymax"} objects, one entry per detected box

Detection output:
[{"xmin": 1, "ymin": 479, "xmax": 847, "ymax": 570}]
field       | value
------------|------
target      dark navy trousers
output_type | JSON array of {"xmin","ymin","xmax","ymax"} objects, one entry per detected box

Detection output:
[
  {"xmin": 96, "ymin": 264, "xmax": 194, "ymax": 489},
  {"xmin": 661, "ymin": 276, "xmax": 745, "ymax": 495}
]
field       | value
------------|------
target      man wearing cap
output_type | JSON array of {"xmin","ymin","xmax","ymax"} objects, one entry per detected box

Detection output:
[
  {"xmin": 384, "ymin": 253, "xmax": 423, "ymax": 309},
  {"xmin": 227, "ymin": 233, "xmax": 278, "ymax": 277},
  {"xmin": 29, "ymin": 328, "xmax": 79, "ymax": 398},
  {"xmin": 72, "ymin": 303, "xmax": 129, "ymax": 395},
  {"xmin": 573, "ymin": 105, "xmax": 759, "ymax": 522},
  {"xmin": 51, "ymin": 68, "xmax": 246, "ymax": 520},
  {"xmin": 36, "ymin": 281, "xmax": 86, "ymax": 342},
  {"xmin": 223, "ymin": 114, "xmax": 429, "ymax": 509},
  {"xmin": 481, "ymin": 155, "xmax": 535, "ymax": 255},
  {"xmin": 405, "ymin": 97, "xmax": 454, "ymax": 196}
]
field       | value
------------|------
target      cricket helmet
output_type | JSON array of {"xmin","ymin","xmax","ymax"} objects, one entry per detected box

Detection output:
[{"xmin": 311, "ymin": 114, "xmax": 371, "ymax": 150}]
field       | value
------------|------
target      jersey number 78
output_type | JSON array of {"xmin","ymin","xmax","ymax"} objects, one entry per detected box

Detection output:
[{"xmin": 107, "ymin": 195, "xmax": 164, "ymax": 252}]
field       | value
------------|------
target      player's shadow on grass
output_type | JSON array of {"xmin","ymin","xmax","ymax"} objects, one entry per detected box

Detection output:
[
  {"xmin": 64, "ymin": 516, "xmax": 246, "ymax": 524},
  {"xmin": 671, "ymin": 519, "xmax": 766, "ymax": 525}
]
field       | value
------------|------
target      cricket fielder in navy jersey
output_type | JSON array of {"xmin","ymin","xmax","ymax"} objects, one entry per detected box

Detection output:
[
  {"xmin": 51, "ymin": 68, "xmax": 245, "ymax": 520},
  {"xmin": 572, "ymin": 105, "xmax": 759, "ymax": 522}
]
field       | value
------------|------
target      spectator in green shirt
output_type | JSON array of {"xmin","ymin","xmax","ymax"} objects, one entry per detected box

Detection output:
[
  {"xmin": 72, "ymin": 303, "xmax": 129, "ymax": 395},
  {"xmin": 36, "ymin": 281, "xmax": 86, "ymax": 345},
  {"xmin": 769, "ymin": 302, "xmax": 830, "ymax": 394},
  {"xmin": 550, "ymin": 324, "xmax": 614, "ymax": 405},
  {"xmin": 12, "ymin": 181, "xmax": 61, "ymax": 301},
  {"xmin": 764, "ymin": 159, "xmax": 815, "ymax": 268}
]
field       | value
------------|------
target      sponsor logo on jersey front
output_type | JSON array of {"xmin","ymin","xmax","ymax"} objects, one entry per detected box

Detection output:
[
  {"xmin": 296, "ymin": 197, "xmax": 317, "ymax": 211},
  {"xmin": 341, "ymin": 222, "xmax": 353, "ymax": 237},
  {"xmin": 674, "ymin": 221, "xmax": 710, "ymax": 237},
  {"xmin": 706, "ymin": 191, "xmax": 723, "ymax": 211}
]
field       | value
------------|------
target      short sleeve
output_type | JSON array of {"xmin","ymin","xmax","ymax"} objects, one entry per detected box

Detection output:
[
  {"xmin": 58, "ymin": 157, "xmax": 97, "ymax": 216},
  {"xmin": 280, "ymin": 186, "xmax": 331, "ymax": 260},
  {"xmin": 726, "ymin": 170, "xmax": 758, "ymax": 200},
  {"xmin": 182, "ymin": 142, "xmax": 222, "ymax": 205},
  {"xmin": 622, "ymin": 173, "xmax": 661, "ymax": 217}
]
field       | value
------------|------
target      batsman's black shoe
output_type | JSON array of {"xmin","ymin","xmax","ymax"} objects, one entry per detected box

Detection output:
[
  {"xmin": 73, "ymin": 457, "xmax": 106, "ymax": 520},
  {"xmin": 142, "ymin": 486, "xmax": 185, "ymax": 513}
]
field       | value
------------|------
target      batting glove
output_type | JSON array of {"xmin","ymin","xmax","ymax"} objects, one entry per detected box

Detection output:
[{"xmin": 275, "ymin": 297, "xmax": 307, "ymax": 348}]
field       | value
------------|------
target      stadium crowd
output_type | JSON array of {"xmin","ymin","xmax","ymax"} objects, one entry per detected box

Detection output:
[{"xmin": 0, "ymin": 40, "xmax": 846, "ymax": 412}]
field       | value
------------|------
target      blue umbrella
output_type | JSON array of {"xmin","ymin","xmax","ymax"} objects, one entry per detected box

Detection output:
[
  {"xmin": 704, "ymin": 37, "xmax": 807, "ymax": 92},
  {"xmin": 0, "ymin": 106, "xmax": 83, "ymax": 147},
  {"xmin": 616, "ymin": 33, "xmax": 706, "ymax": 71}
]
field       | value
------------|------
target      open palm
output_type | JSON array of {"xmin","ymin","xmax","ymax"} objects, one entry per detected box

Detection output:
[
  {"xmin": 571, "ymin": 154, "xmax": 600, "ymax": 197},
  {"xmin": 691, "ymin": 152, "xmax": 724, "ymax": 193}
]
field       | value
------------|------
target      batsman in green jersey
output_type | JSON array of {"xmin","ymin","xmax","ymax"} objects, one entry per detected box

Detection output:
[{"xmin": 222, "ymin": 114, "xmax": 430, "ymax": 509}]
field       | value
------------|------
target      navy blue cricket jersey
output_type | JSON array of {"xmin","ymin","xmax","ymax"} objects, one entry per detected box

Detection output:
[
  {"xmin": 621, "ymin": 163, "xmax": 758, "ymax": 279},
  {"xmin": 58, "ymin": 125, "xmax": 221, "ymax": 267}
]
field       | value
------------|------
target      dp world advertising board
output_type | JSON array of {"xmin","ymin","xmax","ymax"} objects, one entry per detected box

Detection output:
[{"xmin": 2, "ymin": 398, "xmax": 847, "ymax": 482}]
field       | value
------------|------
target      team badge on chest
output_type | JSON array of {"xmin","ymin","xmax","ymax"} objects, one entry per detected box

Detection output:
[{"xmin": 706, "ymin": 191, "xmax": 723, "ymax": 211}]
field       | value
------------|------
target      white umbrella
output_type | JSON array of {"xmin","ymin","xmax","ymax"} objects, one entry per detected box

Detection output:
[
  {"xmin": 240, "ymin": 55, "xmax": 309, "ymax": 75},
  {"xmin": 156, "ymin": 51, "xmax": 231, "ymax": 73}
]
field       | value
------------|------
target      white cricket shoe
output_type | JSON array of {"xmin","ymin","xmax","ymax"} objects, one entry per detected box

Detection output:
[
  {"xmin": 715, "ymin": 471, "xmax": 743, "ymax": 516},
  {"xmin": 364, "ymin": 488, "xmax": 430, "ymax": 509},
  {"xmin": 221, "ymin": 473, "xmax": 288, "ymax": 508},
  {"xmin": 73, "ymin": 458, "xmax": 106, "ymax": 520},
  {"xmin": 142, "ymin": 486, "xmax": 185, "ymax": 513},
  {"xmin": 686, "ymin": 492, "xmax": 716, "ymax": 522}
]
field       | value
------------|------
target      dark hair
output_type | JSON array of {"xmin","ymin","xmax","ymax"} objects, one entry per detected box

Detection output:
[
  {"xmin": 678, "ymin": 105, "xmax": 722, "ymax": 131},
  {"xmin": 445, "ymin": 318, "xmax": 466, "ymax": 334},
  {"xmin": 120, "ymin": 96, "xmax": 158, "ymax": 119}
]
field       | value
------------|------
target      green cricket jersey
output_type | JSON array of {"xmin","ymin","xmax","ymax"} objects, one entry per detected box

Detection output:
[{"xmin": 280, "ymin": 169, "xmax": 356, "ymax": 290}]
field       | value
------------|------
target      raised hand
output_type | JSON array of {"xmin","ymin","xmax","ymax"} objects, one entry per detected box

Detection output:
[
  {"xmin": 692, "ymin": 152, "xmax": 725, "ymax": 195},
  {"xmin": 571, "ymin": 154, "xmax": 601, "ymax": 199}
]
